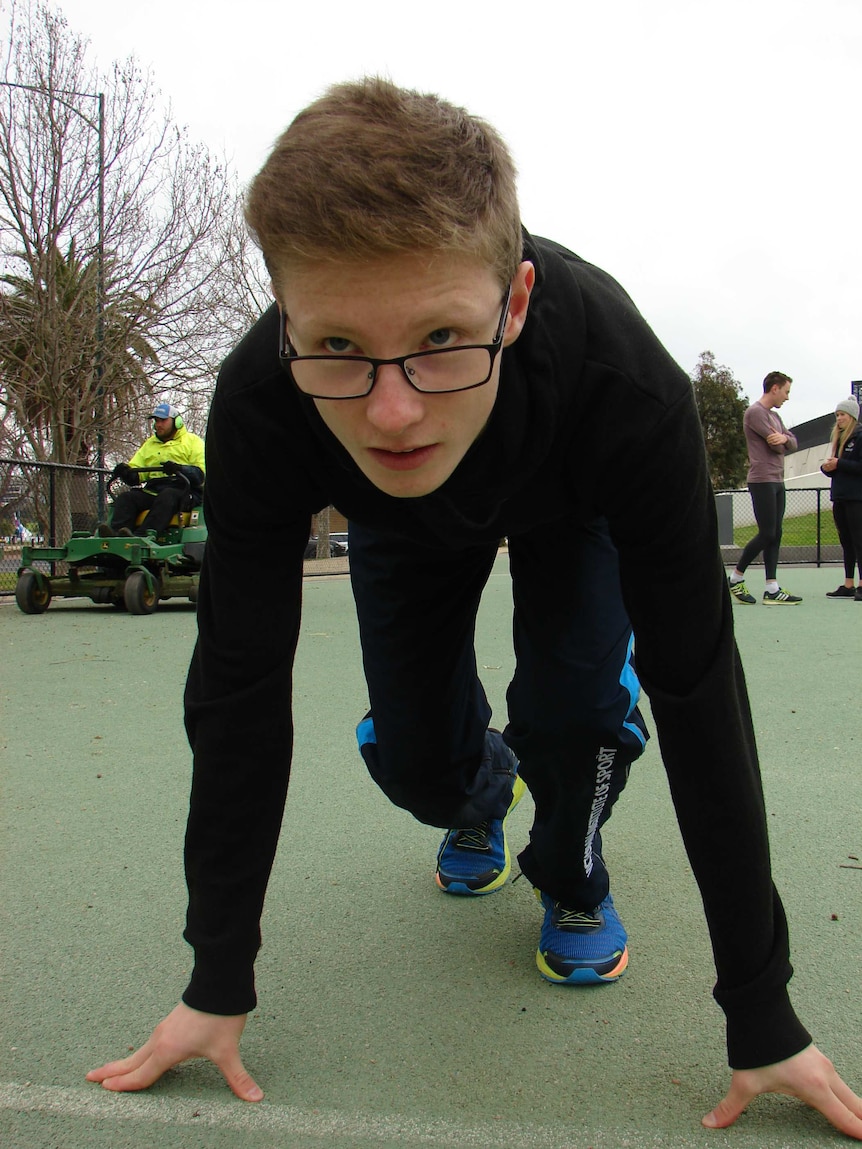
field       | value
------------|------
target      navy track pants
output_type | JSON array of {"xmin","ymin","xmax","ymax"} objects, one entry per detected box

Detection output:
[{"xmin": 351, "ymin": 516, "xmax": 648, "ymax": 910}]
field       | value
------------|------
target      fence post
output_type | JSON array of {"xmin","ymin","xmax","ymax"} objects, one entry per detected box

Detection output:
[
  {"xmin": 715, "ymin": 492, "xmax": 734, "ymax": 545},
  {"xmin": 97, "ymin": 470, "xmax": 106, "ymax": 524},
  {"xmin": 49, "ymin": 466, "xmax": 57, "ymax": 548},
  {"xmin": 816, "ymin": 488, "xmax": 822, "ymax": 568}
]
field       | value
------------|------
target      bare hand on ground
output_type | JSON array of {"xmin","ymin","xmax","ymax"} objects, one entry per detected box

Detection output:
[
  {"xmin": 702, "ymin": 1044, "xmax": 862, "ymax": 1139},
  {"xmin": 86, "ymin": 1002, "xmax": 263, "ymax": 1101}
]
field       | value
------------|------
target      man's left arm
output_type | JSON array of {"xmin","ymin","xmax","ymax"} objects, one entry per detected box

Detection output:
[
  {"xmin": 780, "ymin": 419, "xmax": 798, "ymax": 454},
  {"xmin": 703, "ymin": 1046, "xmax": 862, "ymax": 1137},
  {"xmin": 168, "ymin": 434, "xmax": 206, "ymax": 488},
  {"xmin": 601, "ymin": 382, "xmax": 860, "ymax": 1134}
]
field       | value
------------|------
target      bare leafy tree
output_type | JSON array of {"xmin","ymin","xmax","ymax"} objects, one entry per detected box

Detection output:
[
  {"xmin": 216, "ymin": 193, "xmax": 273, "ymax": 343},
  {"xmin": 0, "ymin": 0, "xmax": 244, "ymax": 474},
  {"xmin": 0, "ymin": 239, "xmax": 157, "ymax": 460}
]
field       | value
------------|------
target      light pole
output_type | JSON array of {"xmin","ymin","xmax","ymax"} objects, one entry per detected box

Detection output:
[{"xmin": 0, "ymin": 79, "xmax": 106, "ymax": 511}]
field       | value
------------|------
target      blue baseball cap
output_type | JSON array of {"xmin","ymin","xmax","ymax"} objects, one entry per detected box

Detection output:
[{"xmin": 152, "ymin": 402, "xmax": 180, "ymax": 420}]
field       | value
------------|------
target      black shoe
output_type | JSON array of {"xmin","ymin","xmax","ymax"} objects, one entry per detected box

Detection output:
[
  {"xmin": 763, "ymin": 587, "xmax": 802, "ymax": 604},
  {"xmin": 117, "ymin": 527, "xmax": 134, "ymax": 537},
  {"xmin": 826, "ymin": 585, "xmax": 856, "ymax": 599},
  {"xmin": 96, "ymin": 522, "xmax": 117, "ymax": 537},
  {"xmin": 728, "ymin": 577, "xmax": 756, "ymax": 604},
  {"xmin": 856, "ymin": 588, "xmax": 862, "ymax": 602}
]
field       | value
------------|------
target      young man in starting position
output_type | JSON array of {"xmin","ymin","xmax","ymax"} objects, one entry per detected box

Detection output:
[{"xmin": 89, "ymin": 79, "xmax": 861, "ymax": 1139}]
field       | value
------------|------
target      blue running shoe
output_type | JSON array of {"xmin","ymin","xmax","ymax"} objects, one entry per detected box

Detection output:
[
  {"xmin": 435, "ymin": 773, "xmax": 526, "ymax": 896},
  {"xmin": 536, "ymin": 889, "xmax": 629, "ymax": 985}
]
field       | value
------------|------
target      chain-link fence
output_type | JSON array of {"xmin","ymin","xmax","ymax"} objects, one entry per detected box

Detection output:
[
  {"xmin": 0, "ymin": 458, "xmax": 351, "ymax": 595},
  {"xmin": 0, "ymin": 459, "xmax": 106, "ymax": 540},
  {"xmin": 715, "ymin": 486, "xmax": 841, "ymax": 567},
  {"xmin": 0, "ymin": 458, "xmax": 108, "ymax": 594},
  {"xmin": 1, "ymin": 461, "xmax": 843, "ymax": 598}
]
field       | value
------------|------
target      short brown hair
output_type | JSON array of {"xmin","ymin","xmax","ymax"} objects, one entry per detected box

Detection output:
[
  {"xmin": 245, "ymin": 77, "xmax": 522, "ymax": 287},
  {"xmin": 763, "ymin": 371, "xmax": 792, "ymax": 393}
]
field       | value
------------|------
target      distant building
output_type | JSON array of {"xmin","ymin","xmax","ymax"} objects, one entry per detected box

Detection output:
[{"xmin": 783, "ymin": 412, "xmax": 834, "ymax": 489}]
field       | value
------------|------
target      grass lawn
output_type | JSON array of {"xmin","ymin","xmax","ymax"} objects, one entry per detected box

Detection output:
[{"xmin": 733, "ymin": 508, "xmax": 839, "ymax": 547}]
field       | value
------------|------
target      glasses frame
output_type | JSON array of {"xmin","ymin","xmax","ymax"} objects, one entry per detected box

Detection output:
[{"xmin": 278, "ymin": 284, "xmax": 513, "ymax": 400}]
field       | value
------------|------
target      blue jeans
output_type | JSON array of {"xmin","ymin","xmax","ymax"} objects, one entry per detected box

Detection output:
[{"xmin": 351, "ymin": 517, "xmax": 648, "ymax": 910}]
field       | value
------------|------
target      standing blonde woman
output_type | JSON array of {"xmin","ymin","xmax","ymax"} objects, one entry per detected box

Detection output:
[{"xmin": 821, "ymin": 395, "xmax": 862, "ymax": 600}]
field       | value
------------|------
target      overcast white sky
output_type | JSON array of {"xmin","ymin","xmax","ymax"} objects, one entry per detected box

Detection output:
[{"xmin": 47, "ymin": 0, "xmax": 862, "ymax": 426}]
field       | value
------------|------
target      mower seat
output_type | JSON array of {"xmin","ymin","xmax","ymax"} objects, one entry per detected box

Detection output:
[{"xmin": 133, "ymin": 508, "xmax": 200, "ymax": 530}]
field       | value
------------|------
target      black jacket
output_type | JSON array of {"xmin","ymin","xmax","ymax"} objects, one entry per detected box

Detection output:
[
  {"xmin": 182, "ymin": 232, "xmax": 811, "ymax": 1069},
  {"xmin": 824, "ymin": 425, "xmax": 862, "ymax": 501}
]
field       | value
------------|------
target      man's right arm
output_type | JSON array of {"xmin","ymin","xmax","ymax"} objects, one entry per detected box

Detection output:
[
  {"xmin": 86, "ymin": 1003, "xmax": 263, "ymax": 1101},
  {"xmin": 181, "ymin": 386, "xmax": 312, "ymax": 1015},
  {"xmin": 747, "ymin": 405, "xmax": 791, "ymax": 454},
  {"xmin": 745, "ymin": 404, "xmax": 772, "ymax": 443},
  {"xmin": 89, "ymin": 352, "xmax": 322, "ymax": 1093}
]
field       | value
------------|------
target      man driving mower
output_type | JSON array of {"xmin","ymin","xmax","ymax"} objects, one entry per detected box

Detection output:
[{"xmin": 99, "ymin": 402, "xmax": 205, "ymax": 537}]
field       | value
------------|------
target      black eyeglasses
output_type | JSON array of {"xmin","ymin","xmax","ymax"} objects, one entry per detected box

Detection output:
[{"xmin": 278, "ymin": 285, "xmax": 512, "ymax": 400}]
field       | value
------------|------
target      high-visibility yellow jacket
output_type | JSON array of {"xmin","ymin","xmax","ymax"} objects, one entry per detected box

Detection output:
[{"xmin": 128, "ymin": 424, "xmax": 205, "ymax": 491}]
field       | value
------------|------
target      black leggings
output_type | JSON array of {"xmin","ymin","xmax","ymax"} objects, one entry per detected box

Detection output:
[
  {"xmin": 737, "ymin": 482, "xmax": 786, "ymax": 581},
  {"xmin": 833, "ymin": 499, "xmax": 862, "ymax": 580}
]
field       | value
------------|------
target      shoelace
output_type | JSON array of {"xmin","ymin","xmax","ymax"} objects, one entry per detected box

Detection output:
[
  {"xmin": 555, "ymin": 904, "xmax": 601, "ymax": 929},
  {"xmin": 452, "ymin": 822, "xmax": 491, "ymax": 851}
]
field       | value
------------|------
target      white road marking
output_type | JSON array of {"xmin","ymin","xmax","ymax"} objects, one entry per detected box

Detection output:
[{"xmin": 0, "ymin": 1081, "xmax": 595, "ymax": 1147}]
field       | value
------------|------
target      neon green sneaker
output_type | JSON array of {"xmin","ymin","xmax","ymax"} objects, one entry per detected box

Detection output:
[{"xmin": 728, "ymin": 578, "xmax": 756, "ymax": 604}]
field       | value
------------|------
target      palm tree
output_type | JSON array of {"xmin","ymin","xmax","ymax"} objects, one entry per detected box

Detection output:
[
  {"xmin": 0, "ymin": 240, "xmax": 158, "ymax": 538},
  {"xmin": 0, "ymin": 238, "xmax": 158, "ymax": 466}
]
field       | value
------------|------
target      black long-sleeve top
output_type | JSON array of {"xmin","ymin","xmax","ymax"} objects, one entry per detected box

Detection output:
[{"xmin": 182, "ymin": 232, "xmax": 812, "ymax": 1070}]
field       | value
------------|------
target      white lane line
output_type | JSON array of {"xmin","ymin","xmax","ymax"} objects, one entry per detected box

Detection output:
[{"xmin": 0, "ymin": 1081, "xmax": 590, "ymax": 1147}]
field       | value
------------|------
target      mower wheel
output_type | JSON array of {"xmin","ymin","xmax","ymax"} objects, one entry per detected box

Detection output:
[
  {"xmin": 124, "ymin": 570, "xmax": 160, "ymax": 615},
  {"xmin": 16, "ymin": 569, "xmax": 52, "ymax": 614}
]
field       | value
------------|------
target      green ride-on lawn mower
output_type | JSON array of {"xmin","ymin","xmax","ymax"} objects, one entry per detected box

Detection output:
[{"xmin": 15, "ymin": 468, "xmax": 206, "ymax": 615}]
